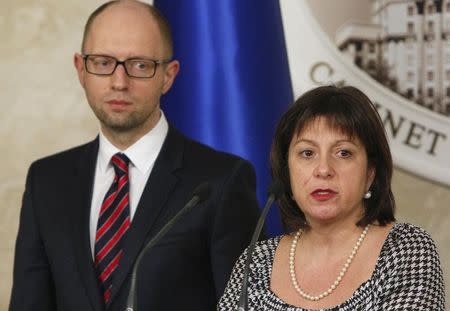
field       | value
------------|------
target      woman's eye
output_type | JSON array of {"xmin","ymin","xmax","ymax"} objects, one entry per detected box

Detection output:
[
  {"xmin": 337, "ymin": 150, "xmax": 352, "ymax": 158},
  {"xmin": 300, "ymin": 150, "xmax": 314, "ymax": 158}
]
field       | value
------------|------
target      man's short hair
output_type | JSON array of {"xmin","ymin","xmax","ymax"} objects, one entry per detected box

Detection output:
[{"xmin": 81, "ymin": 0, "xmax": 174, "ymax": 57}]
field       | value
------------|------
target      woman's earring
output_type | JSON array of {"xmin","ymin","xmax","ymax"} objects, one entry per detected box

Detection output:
[{"xmin": 364, "ymin": 190, "xmax": 372, "ymax": 199}]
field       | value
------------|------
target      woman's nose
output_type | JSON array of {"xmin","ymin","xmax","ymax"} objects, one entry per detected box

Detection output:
[{"xmin": 313, "ymin": 155, "xmax": 335, "ymax": 178}]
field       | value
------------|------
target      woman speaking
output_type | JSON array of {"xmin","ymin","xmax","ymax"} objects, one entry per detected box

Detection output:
[{"xmin": 218, "ymin": 86, "xmax": 445, "ymax": 310}]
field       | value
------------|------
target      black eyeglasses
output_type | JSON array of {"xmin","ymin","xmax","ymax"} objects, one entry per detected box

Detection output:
[{"xmin": 82, "ymin": 54, "xmax": 171, "ymax": 78}]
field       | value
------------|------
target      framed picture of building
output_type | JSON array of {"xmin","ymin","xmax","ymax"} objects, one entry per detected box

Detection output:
[
  {"xmin": 336, "ymin": 0, "xmax": 450, "ymax": 116},
  {"xmin": 281, "ymin": 0, "xmax": 450, "ymax": 187}
]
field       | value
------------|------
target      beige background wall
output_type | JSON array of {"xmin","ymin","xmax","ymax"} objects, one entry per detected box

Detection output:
[
  {"xmin": 0, "ymin": 0, "xmax": 448, "ymax": 309},
  {"xmin": 0, "ymin": 1, "xmax": 103, "ymax": 308}
]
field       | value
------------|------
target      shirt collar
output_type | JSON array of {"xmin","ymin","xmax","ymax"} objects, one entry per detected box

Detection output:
[{"xmin": 98, "ymin": 111, "xmax": 169, "ymax": 174}]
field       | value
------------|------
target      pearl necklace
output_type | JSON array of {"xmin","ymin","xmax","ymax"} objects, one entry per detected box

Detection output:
[{"xmin": 289, "ymin": 224, "xmax": 370, "ymax": 301}]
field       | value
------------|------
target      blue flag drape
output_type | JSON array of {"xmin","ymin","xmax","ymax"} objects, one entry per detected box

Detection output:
[{"xmin": 154, "ymin": 1, "xmax": 293, "ymax": 235}]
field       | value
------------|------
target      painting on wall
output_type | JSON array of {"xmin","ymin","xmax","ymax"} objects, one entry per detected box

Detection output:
[{"xmin": 281, "ymin": 0, "xmax": 450, "ymax": 186}]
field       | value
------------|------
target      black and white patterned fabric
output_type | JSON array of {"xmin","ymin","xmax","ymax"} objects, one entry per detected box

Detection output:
[{"xmin": 218, "ymin": 223, "xmax": 445, "ymax": 310}]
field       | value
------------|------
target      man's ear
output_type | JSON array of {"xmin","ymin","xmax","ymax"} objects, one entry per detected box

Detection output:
[
  {"xmin": 161, "ymin": 60, "xmax": 180, "ymax": 94},
  {"xmin": 74, "ymin": 53, "xmax": 86, "ymax": 88}
]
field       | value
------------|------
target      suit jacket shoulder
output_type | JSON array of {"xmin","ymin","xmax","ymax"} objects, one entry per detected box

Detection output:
[
  {"xmin": 28, "ymin": 138, "xmax": 98, "ymax": 177},
  {"xmin": 167, "ymin": 126, "xmax": 256, "ymax": 184}
]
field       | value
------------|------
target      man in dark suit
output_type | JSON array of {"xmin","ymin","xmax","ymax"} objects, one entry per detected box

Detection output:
[{"xmin": 9, "ymin": 1, "xmax": 261, "ymax": 310}]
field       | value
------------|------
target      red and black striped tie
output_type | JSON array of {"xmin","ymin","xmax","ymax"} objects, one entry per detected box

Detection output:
[{"xmin": 94, "ymin": 153, "xmax": 131, "ymax": 304}]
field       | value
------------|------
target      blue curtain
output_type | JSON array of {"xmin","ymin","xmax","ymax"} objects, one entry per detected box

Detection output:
[{"xmin": 154, "ymin": 1, "xmax": 293, "ymax": 236}]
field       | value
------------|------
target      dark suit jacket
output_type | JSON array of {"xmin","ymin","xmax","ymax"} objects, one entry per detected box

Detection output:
[{"xmin": 9, "ymin": 126, "xmax": 261, "ymax": 311}]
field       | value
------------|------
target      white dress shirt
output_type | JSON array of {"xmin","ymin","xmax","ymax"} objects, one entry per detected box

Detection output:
[{"xmin": 89, "ymin": 112, "xmax": 169, "ymax": 257}]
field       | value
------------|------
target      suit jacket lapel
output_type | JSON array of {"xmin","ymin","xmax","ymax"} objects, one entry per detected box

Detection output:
[
  {"xmin": 70, "ymin": 138, "xmax": 104, "ymax": 311},
  {"xmin": 108, "ymin": 126, "xmax": 184, "ymax": 304}
]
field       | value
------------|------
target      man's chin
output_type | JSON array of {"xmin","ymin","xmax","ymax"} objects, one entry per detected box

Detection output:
[
  {"xmin": 106, "ymin": 122, "xmax": 138, "ymax": 133},
  {"xmin": 101, "ymin": 117, "xmax": 140, "ymax": 133},
  {"xmin": 96, "ymin": 111, "xmax": 134, "ymax": 129}
]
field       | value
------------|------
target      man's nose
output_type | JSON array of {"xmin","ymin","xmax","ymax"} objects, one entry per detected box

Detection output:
[{"xmin": 110, "ymin": 63, "xmax": 130, "ymax": 90}]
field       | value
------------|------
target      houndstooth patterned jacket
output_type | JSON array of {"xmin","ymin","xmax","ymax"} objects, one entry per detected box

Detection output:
[{"xmin": 218, "ymin": 223, "xmax": 445, "ymax": 310}]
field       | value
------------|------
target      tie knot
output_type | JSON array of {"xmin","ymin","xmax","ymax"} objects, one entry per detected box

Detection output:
[{"xmin": 111, "ymin": 153, "xmax": 130, "ymax": 177}]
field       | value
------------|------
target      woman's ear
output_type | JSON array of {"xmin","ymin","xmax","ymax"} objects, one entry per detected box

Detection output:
[{"xmin": 366, "ymin": 166, "xmax": 376, "ymax": 191}]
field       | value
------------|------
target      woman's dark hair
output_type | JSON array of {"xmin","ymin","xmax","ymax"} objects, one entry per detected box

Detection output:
[{"xmin": 270, "ymin": 85, "xmax": 395, "ymax": 232}]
